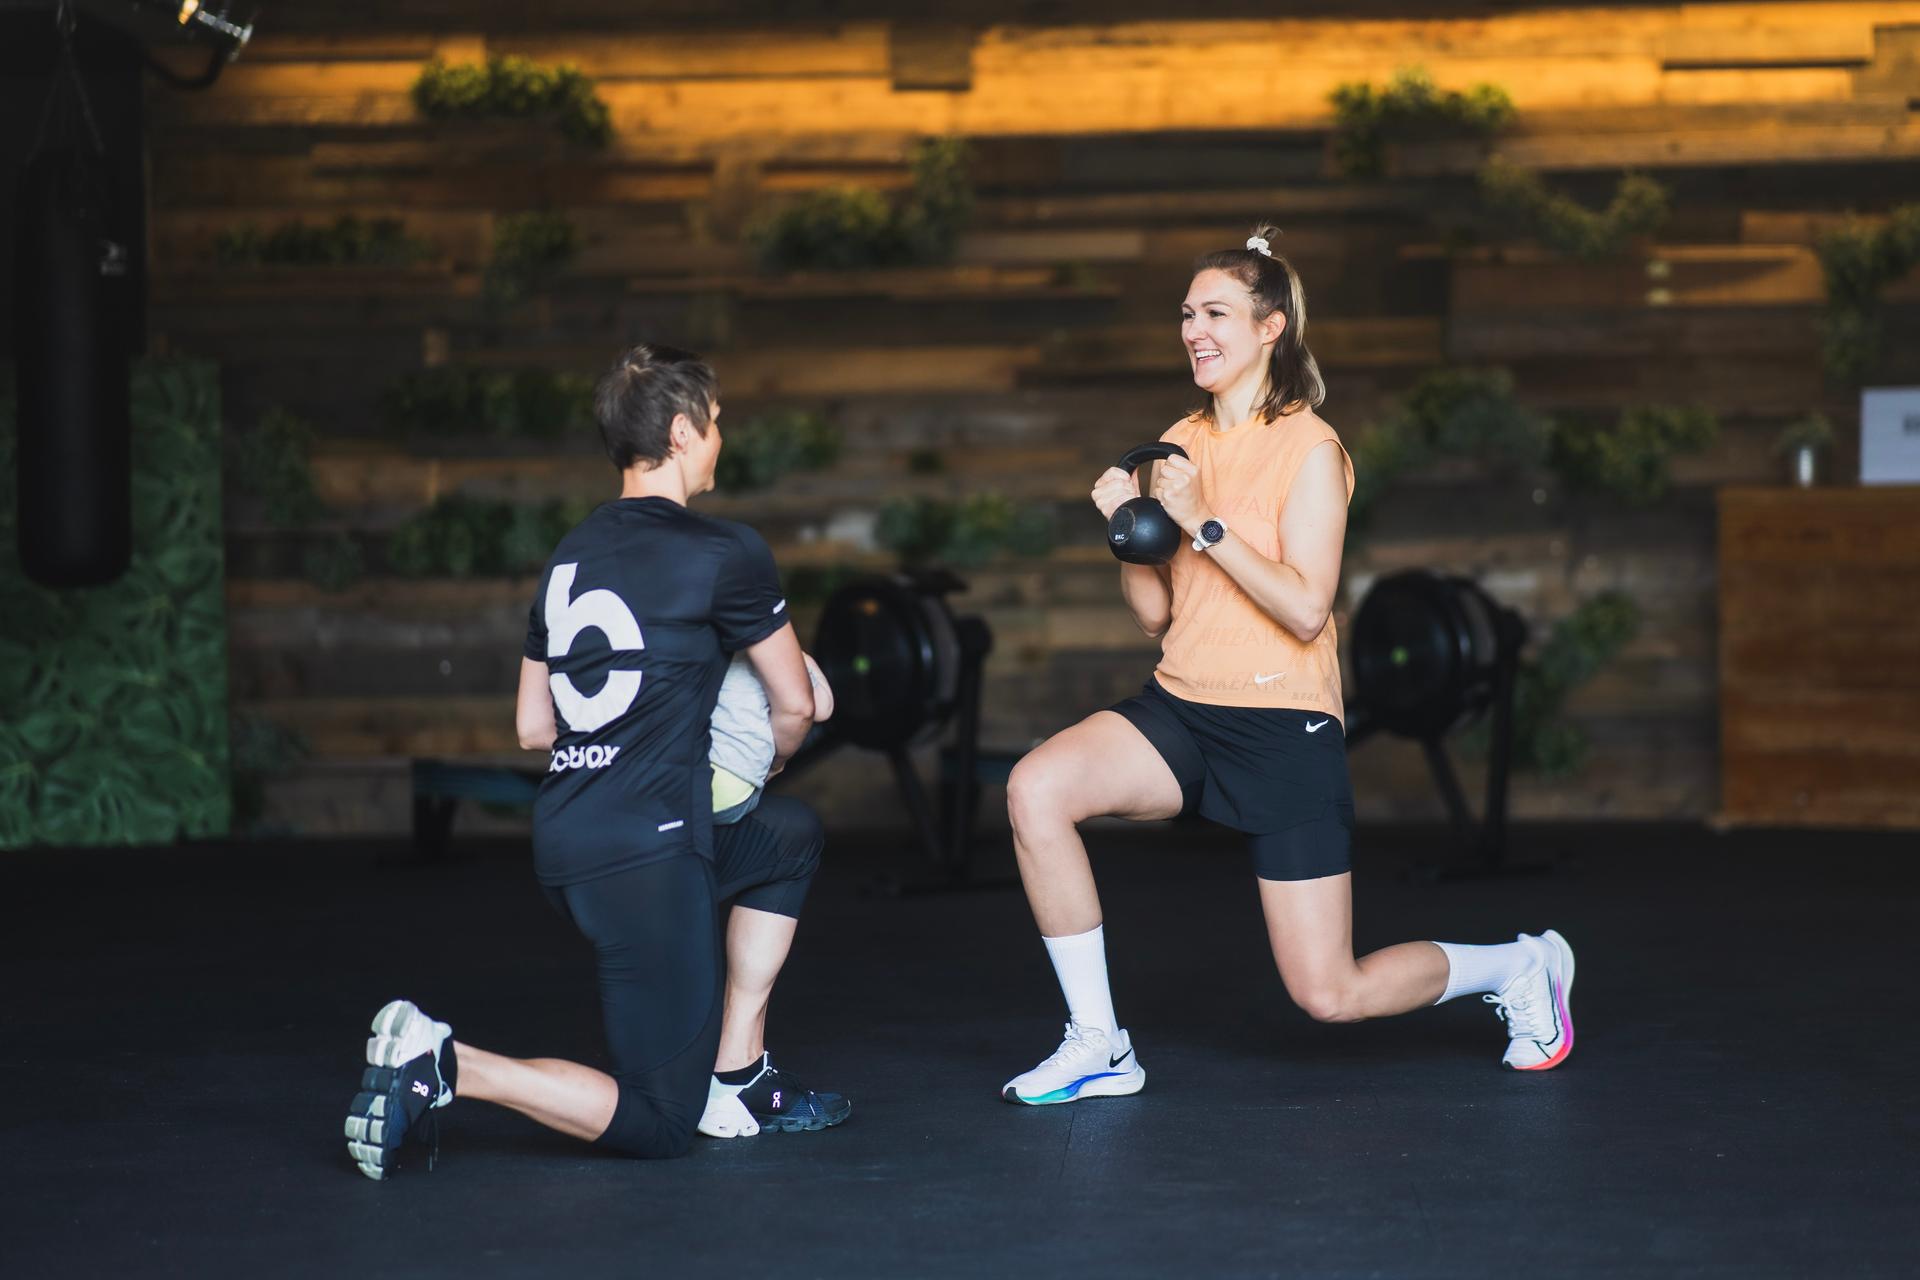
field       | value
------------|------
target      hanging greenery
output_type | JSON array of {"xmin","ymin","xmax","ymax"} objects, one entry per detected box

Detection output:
[
  {"xmin": 302, "ymin": 533, "xmax": 367, "ymax": 594},
  {"xmin": 750, "ymin": 138, "xmax": 975, "ymax": 272},
  {"xmin": 1348, "ymin": 367, "xmax": 1550, "ymax": 536},
  {"xmin": 782, "ymin": 564, "xmax": 864, "ymax": 610},
  {"xmin": 385, "ymin": 494, "xmax": 596, "ymax": 579},
  {"xmin": 1505, "ymin": 593, "xmax": 1641, "ymax": 777},
  {"xmin": 0, "ymin": 361, "xmax": 231, "ymax": 848},
  {"xmin": 1328, "ymin": 67, "xmax": 1515, "ymax": 180},
  {"xmin": 381, "ymin": 365, "xmax": 597, "ymax": 440},
  {"xmin": 1476, "ymin": 159, "xmax": 1670, "ymax": 261},
  {"xmin": 1457, "ymin": 592, "xmax": 1641, "ymax": 777},
  {"xmin": 1815, "ymin": 205, "xmax": 1920, "ymax": 384},
  {"xmin": 875, "ymin": 492, "xmax": 1055, "ymax": 568},
  {"xmin": 1548, "ymin": 404, "xmax": 1718, "ymax": 505},
  {"xmin": 412, "ymin": 55, "xmax": 612, "ymax": 147},
  {"xmin": 1350, "ymin": 368, "xmax": 1718, "ymax": 536},
  {"xmin": 484, "ymin": 211, "xmax": 580, "ymax": 302},
  {"xmin": 895, "ymin": 136, "xmax": 975, "ymax": 264},
  {"xmin": 227, "ymin": 406, "xmax": 324, "ymax": 526},
  {"xmin": 214, "ymin": 216, "xmax": 434, "ymax": 268},
  {"xmin": 229, "ymin": 713, "xmax": 309, "ymax": 832},
  {"xmin": 1347, "ymin": 369, "xmax": 1710, "ymax": 775},
  {"xmin": 714, "ymin": 410, "xmax": 843, "ymax": 492}
]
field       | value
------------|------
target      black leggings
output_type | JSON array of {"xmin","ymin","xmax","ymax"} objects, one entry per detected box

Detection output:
[{"xmin": 542, "ymin": 795, "xmax": 823, "ymax": 1159}]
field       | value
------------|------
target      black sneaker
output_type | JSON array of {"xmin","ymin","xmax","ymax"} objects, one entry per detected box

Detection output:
[
  {"xmin": 344, "ymin": 999, "xmax": 457, "ymax": 1180},
  {"xmin": 734, "ymin": 1053, "xmax": 851, "ymax": 1133}
]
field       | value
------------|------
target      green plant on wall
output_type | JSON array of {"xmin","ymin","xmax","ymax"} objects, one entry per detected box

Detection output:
[
  {"xmin": 1455, "ymin": 592, "xmax": 1641, "ymax": 777},
  {"xmin": 382, "ymin": 366, "xmax": 597, "ymax": 440},
  {"xmin": 302, "ymin": 534, "xmax": 367, "ymax": 593},
  {"xmin": 224, "ymin": 406, "xmax": 368, "ymax": 591},
  {"xmin": 413, "ymin": 55, "xmax": 612, "ymax": 146},
  {"xmin": 875, "ymin": 492, "xmax": 1055, "ymax": 568},
  {"xmin": 750, "ymin": 137, "xmax": 975, "ymax": 272},
  {"xmin": 714, "ymin": 410, "xmax": 843, "ymax": 492},
  {"xmin": 1549, "ymin": 404, "xmax": 1718, "ymax": 505},
  {"xmin": 894, "ymin": 136, "xmax": 974, "ymax": 264},
  {"xmin": 485, "ymin": 211, "xmax": 580, "ymax": 302},
  {"xmin": 1348, "ymin": 369, "xmax": 1712, "ymax": 775},
  {"xmin": 229, "ymin": 712, "xmax": 309, "ymax": 832},
  {"xmin": 1348, "ymin": 367, "xmax": 1551, "ymax": 536},
  {"xmin": 1506, "ymin": 592, "xmax": 1640, "ymax": 777},
  {"xmin": 1477, "ymin": 159, "xmax": 1670, "ymax": 262},
  {"xmin": 214, "ymin": 216, "xmax": 434, "ymax": 268},
  {"xmin": 782, "ymin": 564, "xmax": 863, "ymax": 610},
  {"xmin": 1328, "ymin": 67, "xmax": 1515, "ymax": 179},
  {"xmin": 386, "ymin": 494, "xmax": 597, "ymax": 579},
  {"xmin": 1350, "ymin": 368, "xmax": 1718, "ymax": 536},
  {"xmin": 1816, "ymin": 205, "xmax": 1920, "ymax": 384},
  {"xmin": 0, "ymin": 361, "xmax": 231, "ymax": 848},
  {"xmin": 227, "ymin": 406, "xmax": 325, "ymax": 526}
]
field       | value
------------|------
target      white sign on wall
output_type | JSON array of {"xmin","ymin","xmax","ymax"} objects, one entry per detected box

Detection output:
[{"xmin": 1861, "ymin": 387, "xmax": 1920, "ymax": 484}]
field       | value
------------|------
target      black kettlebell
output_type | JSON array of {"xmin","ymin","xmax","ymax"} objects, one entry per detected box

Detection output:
[{"xmin": 1105, "ymin": 442, "xmax": 1190, "ymax": 565}]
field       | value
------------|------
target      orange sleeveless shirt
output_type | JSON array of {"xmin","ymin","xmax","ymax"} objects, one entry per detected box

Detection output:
[{"xmin": 1151, "ymin": 409, "xmax": 1355, "ymax": 722}]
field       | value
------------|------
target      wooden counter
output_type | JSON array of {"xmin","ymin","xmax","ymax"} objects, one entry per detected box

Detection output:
[{"xmin": 1718, "ymin": 486, "xmax": 1920, "ymax": 829}]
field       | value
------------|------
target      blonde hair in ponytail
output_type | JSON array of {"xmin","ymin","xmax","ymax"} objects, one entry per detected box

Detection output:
[{"xmin": 1191, "ymin": 223, "xmax": 1325, "ymax": 424}]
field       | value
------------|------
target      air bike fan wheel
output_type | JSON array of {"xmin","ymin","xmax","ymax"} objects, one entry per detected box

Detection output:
[
  {"xmin": 1345, "ymin": 570, "xmax": 1536, "ymax": 879},
  {"xmin": 781, "ymin": 570, "xmax": 1003, "ymax": 892}
]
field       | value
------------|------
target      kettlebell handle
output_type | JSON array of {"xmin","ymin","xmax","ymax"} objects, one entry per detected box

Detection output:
[
  {"xmin": 1105, "ymin": 442, "xmax": 1191, "ymax": 567},
  {"xmin": 1113, "ymin": 442, "xmax": 1189, "ymax": 474}
]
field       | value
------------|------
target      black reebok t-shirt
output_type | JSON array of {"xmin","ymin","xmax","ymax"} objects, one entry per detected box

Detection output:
[{"xmin": 522, "ymin": 497, "xmax": 788, "ymax": 886}]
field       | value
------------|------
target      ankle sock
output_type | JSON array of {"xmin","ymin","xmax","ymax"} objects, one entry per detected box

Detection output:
[
  {"xmin": 714, "ymin": 1054, "xmax": 767, "ymax": 1088},
  {"xmin": 1432, "ymin": 939, "xmax": 1536, "ymax": 1005}
]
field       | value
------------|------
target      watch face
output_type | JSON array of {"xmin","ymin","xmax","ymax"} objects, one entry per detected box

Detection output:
[{"xmin": 1201, "ymin": 519, "xmax": 1224, "ymax": 543}]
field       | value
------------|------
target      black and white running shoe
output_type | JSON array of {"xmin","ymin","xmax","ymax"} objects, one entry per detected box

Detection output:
[
  {"xmin": 731, "ymin": 1052, "xmax": 851, "ymax": 1134},
  {"xmin": 344, "ymin": 999, "xmax": 457, "ymax": 1180}
]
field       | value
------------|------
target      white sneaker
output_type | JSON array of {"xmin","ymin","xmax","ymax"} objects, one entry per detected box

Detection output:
[
  {"xmin": 345, "ymin": 999, "xmax": 456, "ymax": 1180},
  {"xmin": 1001, "ymin": 1022, "xmax": 1146, "ymax": 1105},
  {"xmin": 1485, "ymin": 930, "xmax": 1576, "ymax": 1071},
  {"xmin": 697, "ymin": 1074, "xmax": 762, "ymax": 1139}
]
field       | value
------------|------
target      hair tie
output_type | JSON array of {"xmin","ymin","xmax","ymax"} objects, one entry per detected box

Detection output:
[{"xmin": 1245, "ymin": 236, "xmax": 1272, "ymax": 257}]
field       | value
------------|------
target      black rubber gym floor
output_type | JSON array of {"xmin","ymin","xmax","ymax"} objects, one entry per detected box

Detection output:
[{"xmin": 5, "ymin": 822, "xmax": 1915, "ymax": 1278}]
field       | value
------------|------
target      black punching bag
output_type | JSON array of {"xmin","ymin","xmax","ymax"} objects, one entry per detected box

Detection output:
[{"xmin": 14, "ymin": 141, "xmax": 133, "ymax": 588}]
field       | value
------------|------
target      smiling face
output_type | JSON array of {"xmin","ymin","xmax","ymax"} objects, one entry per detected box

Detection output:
[{"xmin": 1181, "ymin": 267, "xmax": 1285, "ymax": 406}]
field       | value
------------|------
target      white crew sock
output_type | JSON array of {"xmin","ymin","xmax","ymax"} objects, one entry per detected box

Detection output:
[
  {"xmin": 1043, "ymin": 925, "xmax": 1118, "ymax": 1035},
  {"xmin": 1432, "ymin": 938, "xmax": 1537, "ymax": 1005}
]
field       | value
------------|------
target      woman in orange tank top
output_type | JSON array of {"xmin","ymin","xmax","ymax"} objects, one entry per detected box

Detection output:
[{"xmin": 997, "ymin": 228, "xmax": 1575, "ymax": 1107}]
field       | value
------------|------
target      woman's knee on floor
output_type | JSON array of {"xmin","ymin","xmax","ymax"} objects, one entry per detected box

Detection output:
[{"xmin": 596, "ymin": 1084, "xmax": 702, "ymax": 1160}]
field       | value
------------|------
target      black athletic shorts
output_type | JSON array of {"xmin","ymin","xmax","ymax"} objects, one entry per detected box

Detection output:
[{"xmin": 1109, "ymin": 677, "xmax": 1354, "ymax": 882}]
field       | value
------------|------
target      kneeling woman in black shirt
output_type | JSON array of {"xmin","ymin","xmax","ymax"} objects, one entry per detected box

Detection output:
[{"xmin": 343, "ymin": 345, "xmax": 848, "ymax": 1178}]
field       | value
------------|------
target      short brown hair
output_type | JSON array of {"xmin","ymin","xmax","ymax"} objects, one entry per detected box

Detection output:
[{"xmin": 593, "ymin": 344, "xmax": 716, "ymax": 470}]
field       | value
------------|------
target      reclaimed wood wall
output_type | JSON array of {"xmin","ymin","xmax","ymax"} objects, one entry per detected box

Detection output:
[{"xmin": 145, "ymin": 3, "xmax": 1920, "ymax": 834}]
